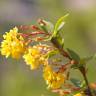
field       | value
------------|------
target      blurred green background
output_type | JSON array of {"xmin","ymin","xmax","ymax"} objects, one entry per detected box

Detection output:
[{"xmin": 0, "ymin": 0, "xmax": 96, "ymax": 96}]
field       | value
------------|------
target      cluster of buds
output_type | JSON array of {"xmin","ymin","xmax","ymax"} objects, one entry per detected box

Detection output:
[{"xmin": 0, "ymin": 15, "xmax": 96, "ymax": 96}]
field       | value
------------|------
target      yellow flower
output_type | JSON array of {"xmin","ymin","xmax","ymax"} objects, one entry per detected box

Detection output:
[
  {"xmin": 74, "ymin": 93, "xmax": 84, "ymax": 96},
  {"xmin": 23, "ymin": 46, "xmax": 45, "ymax": 70},
  {"xmin": 1, "ymin": 27, "xmax": 25, "ymax": 59},
  {"xmin": 43, "ymin": 65, "xmax": 65, "ymax": 89}
]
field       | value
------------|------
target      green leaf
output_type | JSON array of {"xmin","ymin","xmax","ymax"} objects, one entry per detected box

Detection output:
[
  {"xmin": 70, "ymin": 78, "xmax": 82, "ymax": 87},
  {"xmin": 56, "ymin": 34, "xmax": 64, "ymax": 48},
  {"xmin": 78, "ymin": 55, "xmax": 95, "ymax": 67},
  {"xmin": 43, "ymin": 20, "xmax": 54, "ymax": 32},
  {"xmin": 39, "ymin": 20, "xmax": 54, "ymax": 34},
  {"xmin": 70, "ymin": 78, "xmax": 86, "ymax": 96},
  {"xmin": 39, "ymin": 23, "xmax": 48, "ymax": 33},
  {"xmin": 80, "ymin": 81, "xmax": 86, "ymax": 88},
  {"xmin": 70, "ymin": 79, "xmax": 86, "ymax": 95},
  {"xmin": 67, "ymin": 49, "xmax": 82, "ymax": 69},
  {"xmin": 53, "ymin": 13, "xmax": 69, "ymax": 36},
  {"xmin": 71, "ymin": 59, "xmax": 86, "ymax": 69},
  {"xmin": 81, "ymin": 55, "xmax": 94, "ymax": 62},
  {"xmin": 44, "ymin": 50, "xmax": 59, "ymax": 58},
  {"xmin": 67, "ymin": 48, "xmax": 80, "ymax": 62}
]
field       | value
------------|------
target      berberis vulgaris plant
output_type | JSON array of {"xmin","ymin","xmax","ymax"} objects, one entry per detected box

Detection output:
[{"xmin": 1, "ymin": 14, "xmax": 96, "ymax": 96}]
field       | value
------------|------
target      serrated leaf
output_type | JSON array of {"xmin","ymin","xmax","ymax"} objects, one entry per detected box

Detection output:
[{"xmin": 67, "ymin": 48, "xmax": 80, "ymax": 62}]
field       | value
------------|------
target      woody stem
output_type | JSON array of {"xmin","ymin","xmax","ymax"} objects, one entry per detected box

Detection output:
[{"xmin": 79, "ymin": 67, "xmax": 93, "ymax": 96}]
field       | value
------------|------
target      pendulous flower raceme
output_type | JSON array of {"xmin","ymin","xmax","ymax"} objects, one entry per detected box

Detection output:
[
  {"xmin": 0, "ymin": 19, "xmax": 67, "ymax": 91},
  {"xmin": 0, "ymin": 15, "xmax": 96, "ymax": 96}
]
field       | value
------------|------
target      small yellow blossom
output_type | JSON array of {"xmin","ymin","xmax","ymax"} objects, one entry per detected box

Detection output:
[
  {"xmin": 74, "ymin": 93, "xmax": 84, "ymax": 96},
  {"xmin": 23, "ymin": 46, "xmax": 45, "ymax": 70},
  {"xmin": 1, "ymin": 27, "xmax": 25, "ymax": 59},
  {"xmin": 43, "ymin": 65, "xmax": 65, "ymax": 89}
]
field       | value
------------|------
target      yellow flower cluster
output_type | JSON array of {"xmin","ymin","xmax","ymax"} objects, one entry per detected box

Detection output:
[
  {"xmin": 43, "ymin": 65, "xmax": 65, "ymax": 89},
  {"xmin": 0, "ymin": 17, "xmax": 93, "ymax": 96},
  {"xmin": 0, "ymin": 27, "xmax": 65, "ymax": 90},
  {"xmin": 0, "ymin": 27, "xmax": 50, "ymax": 70},
  {"xmin": 1, "ymin": 27, "xmax": 25, "ymax": 59},
  {"xmin": 23, "ymin": 46, "xmax": 45, "ymax": 70},
  {"xmin": 0, "ymin": 26, "xmax": 65, "ymax": 91}
]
